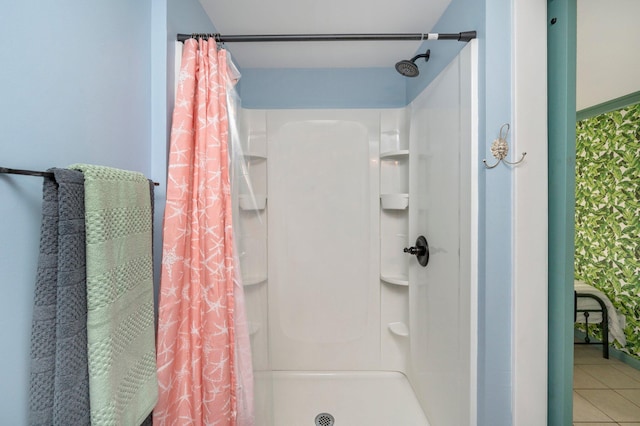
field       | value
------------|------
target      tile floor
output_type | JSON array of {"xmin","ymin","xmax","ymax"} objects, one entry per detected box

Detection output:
[{"xmin": 574, "ymin": 343, "xmax": 640, "ymax": 425}]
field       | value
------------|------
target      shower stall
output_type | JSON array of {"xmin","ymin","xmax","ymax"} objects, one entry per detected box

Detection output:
[{"xmin": 233, "ymin": 41, "xmax": 478, "ymax": 425}]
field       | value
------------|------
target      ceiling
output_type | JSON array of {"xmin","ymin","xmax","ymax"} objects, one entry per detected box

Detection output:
[
  {"xmin": 576, "ymin": 0, "xmax": 640, "ymax": 109},
  {"xmin": 197, "ymin": 0, "xmax": 452, "ymax": 69}
]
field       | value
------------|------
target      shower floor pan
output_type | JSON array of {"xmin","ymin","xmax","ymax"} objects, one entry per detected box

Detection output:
[{"xmin": 256, "ymin": 371, "xmax": 430, "ymax": 425}]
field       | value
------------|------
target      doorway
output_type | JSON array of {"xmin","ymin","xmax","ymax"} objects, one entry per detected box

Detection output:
[
  {"xmin": 547, "ymin": 0, "xmax": 577, "ymax": 424},
  {"xmin": 548, "ymin": 0, "xmax": 640, "ymax": 423}
]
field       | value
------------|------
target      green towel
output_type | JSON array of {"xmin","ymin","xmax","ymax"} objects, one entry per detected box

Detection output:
[{"xmin": 69, "ymin": 164, "xmax": 157, "ymax": 425}]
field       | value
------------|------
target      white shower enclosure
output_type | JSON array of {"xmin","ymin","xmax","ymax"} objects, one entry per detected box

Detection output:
[{"xmin": 236, "ymin": 41, "xmax": 478, "ymax": 426}]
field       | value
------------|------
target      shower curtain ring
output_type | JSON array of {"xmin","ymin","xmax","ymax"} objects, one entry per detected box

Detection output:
[
  {"xmin": 214, "ymin": 33, "xmax": 225, "ymax": 48},
  {"xmin": 482, "ymin": 123, "xmax": 527, "ymax": 169}
]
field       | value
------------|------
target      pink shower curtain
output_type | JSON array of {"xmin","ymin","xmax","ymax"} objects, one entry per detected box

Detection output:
[{"xmin": 155, "ymin": 38, "xmax": 253, "ymax": 425}]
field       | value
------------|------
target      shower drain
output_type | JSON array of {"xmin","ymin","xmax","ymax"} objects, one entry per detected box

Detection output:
[{"xmin": 315, "ymin": 412, "xmax": 335, "ymax": 426}]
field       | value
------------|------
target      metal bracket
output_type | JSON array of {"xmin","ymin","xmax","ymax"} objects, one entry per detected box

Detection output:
[{"xmin": 483, "ymin": 123, "xmax": 527, "ymax": 169}]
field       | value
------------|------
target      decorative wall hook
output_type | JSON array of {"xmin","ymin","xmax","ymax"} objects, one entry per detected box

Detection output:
[{"xmin": 483, "ymin": 123, "xmax": 527, "ymax": 169}]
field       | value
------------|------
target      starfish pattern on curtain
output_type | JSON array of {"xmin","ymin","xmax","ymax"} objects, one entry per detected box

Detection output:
[{"xmin": 154, "ymin": 38, "xmax": 242, "ymax": 425}]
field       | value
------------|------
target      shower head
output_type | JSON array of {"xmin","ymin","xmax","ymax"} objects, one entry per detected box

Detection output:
[{"xmin": 395, "ymin": 49, "xmax": 431, "ymax": 77}]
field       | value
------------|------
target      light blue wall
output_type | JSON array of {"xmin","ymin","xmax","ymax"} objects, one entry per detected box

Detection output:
[
  {"xmin": 478, "ymin": 0, "xmax": 513, "ymax": 424},
  {"xmin": 240, "ymin": 68, "xmax": 406, "ymax": 109},
  {"xmin": 0, "ymin": 1, "xmax": 152, "ymax": 423}
]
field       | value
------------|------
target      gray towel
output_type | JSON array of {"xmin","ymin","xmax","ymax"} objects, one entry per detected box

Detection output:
[{"xmin": 29, "ymin": 169, "xmax": 90, "ymax": 425}]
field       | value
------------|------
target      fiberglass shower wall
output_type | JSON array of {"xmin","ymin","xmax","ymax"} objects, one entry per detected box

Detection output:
[{"xmin": 236, "ymin": 41, "xmax": 477, "ymax": 426}]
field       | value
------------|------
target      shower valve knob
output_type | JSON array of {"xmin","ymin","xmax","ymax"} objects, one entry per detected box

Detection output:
[{"xmin": 403, "ymin": 235, "xmax": 430, "ymax": 267}]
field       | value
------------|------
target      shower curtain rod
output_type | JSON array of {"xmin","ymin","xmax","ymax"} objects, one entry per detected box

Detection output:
[
  {"xmin": 0, "ymin": 166, "xmax": 160, "ymax": 186},
  {"xmin": 177, "ymin": 31, "xmax": 476, "ymax": 43}
]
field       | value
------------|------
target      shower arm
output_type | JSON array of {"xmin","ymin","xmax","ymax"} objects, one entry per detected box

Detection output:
[
  {"xmin": 409, "ymin": 50, "xmax": 431, "ymax": 62},
  {"xmin": 177, "ymin": 31, "xmax": 477, "ymax": 43}
]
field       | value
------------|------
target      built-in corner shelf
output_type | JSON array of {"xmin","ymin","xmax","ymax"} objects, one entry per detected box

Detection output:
[
  {"xmin": 242, "ymin": 275, "xmax": 268, "ymax": 287},
  {"xmin": 388, "ymin": 322, "xmax": 409, "ymax": 337},
  {"xmin": 243, "ymin": 153, "xmax": 267, "ymax": 161},
  {"xmin": 381, "ymin": 275, "xmax": 409, "ymax": 286},
  {"xmin": 380, "ymin": 149, "xmax": 409, "ymax": 160},
  {"xmin": 379, "ymin": 129, "xmax": 410, "ymax": 345},
  {"xmin": 380, "ymin": 193, "xmax": 409, "ymax": 210},
  {"xmin": 239, "ymin": 194, "xmax": 267, "ymax": 211}
]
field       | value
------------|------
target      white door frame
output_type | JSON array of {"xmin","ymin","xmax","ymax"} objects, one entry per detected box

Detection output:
[{"xmin": 511, "ymin": 0, "xmax": 548, "ymax": 424}]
